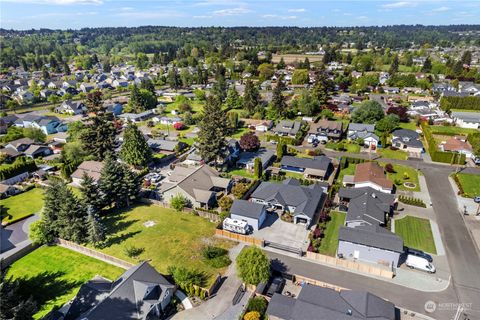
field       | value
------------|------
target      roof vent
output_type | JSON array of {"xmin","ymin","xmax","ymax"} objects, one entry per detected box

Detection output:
[
  {"xmin": 371, "ymin": 193, "xmax": 377, "ymax": 198},
  {"xmin": 346, "ymin": 309, "xmax": 353, "ymax": 316}
]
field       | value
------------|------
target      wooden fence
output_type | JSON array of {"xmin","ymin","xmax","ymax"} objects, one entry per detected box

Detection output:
[
  {"xmin": 293, "ymin": 274, "xmax": 346, "ymax": 292},
  {"xmin": 55, "ymin": 239, "xmax": 134, "ymax": 269},
  {"xmin": 305, "ymin": 251, "xmax": 394, "ymax": 279},
  {"xmin": 215, "ymin": 229, "xmax": 264, "ymax": 246}
]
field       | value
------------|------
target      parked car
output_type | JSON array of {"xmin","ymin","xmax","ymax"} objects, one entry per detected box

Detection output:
[
  {"xmin": 406, "ymin": 255, "xmax": 436, "ymax": 273},
  {"xmin": 474, "ymin": 196, "xmax": 480, "ymax": 203},
  {"xmin": 406, "ymin": 247, "xmax": 433, "ymax": 262},
  {"xmin": 266, "ymin": 277, "xmax": 286, "ymax": 297}
]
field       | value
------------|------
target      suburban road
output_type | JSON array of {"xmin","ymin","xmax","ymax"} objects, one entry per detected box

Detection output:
[
  {"xmin": 287, "ymin": 147, "xmax": 480, "ymax": 319},
  {"xmin": 266, "ymin": 250, "xmax": 458, "ymax": 320}
]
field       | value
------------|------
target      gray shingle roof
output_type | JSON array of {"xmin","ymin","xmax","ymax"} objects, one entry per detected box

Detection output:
[
  {"xmin": 339, "ymin": 187, "xmax": 394, "ymax": 226},
  {"xmin": 267, "ymin": 284, "xmax": 396, "ymax": 320},
  {"xmin": 251, "ymin": 179, "xmax": 325, "ymax": 220},
  {"xmin": 339, "ymin": 225, "xmax": 404, "ymax": 252},
  {"xmin": 280, "ymin": 155, "xmax": 332, "ymax": 171},
  {"xmin": 237, "ymin": 148, "xmax": 274, "ymax": 166},
  {"xmin": 230, "ymin": 199, "xmax": 266, "ymax": 220},
  {"xmin": 348, "ymin": 123, "xmax": 375, "ymax": 133}
]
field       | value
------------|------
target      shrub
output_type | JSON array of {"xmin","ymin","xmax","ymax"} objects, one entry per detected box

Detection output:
[
  {"xmin": 244, "ymin": 311, "xmax": 261, "ymax": 320},
  {"xmin": 232, "ymin": 183, "xmax": 250, "ymax": 199},
  {"xmin": 168, "ymin": 265, "xmax": 206, "ymax": 288},
  {"xmin": 240, "ymin": 132, "xmax": 260, "ymax": 151},
  {"xmin": 218, "ymin": 196, "xmax": 233, "ymax": 212},
  {"xmin": 124, "ymin": 245, "xmax": 144, "ymax": 258},
  {"xmin": 29, "ymin": 219, "xmax": 53, "ymax": 245},
  {"xmin": 202, "ymin": 246, "xmax": 228, "ymax": 260},
  {"xmin": 246, "ymin": 296, "xmax": 268, "ymax": 315},
  {"xmin": 385, "ymin": 163, "xmax": 395, "ymax": 173},
  {"xmin": 170, "ymin": 194, "xmax": 188, "ymax": 211},
  {"xmin": 173, "ymin": 122, "xmax": 185, "ymax": 130},
  {"xmin": 236, "ymin": 246, "xmax": 270, "ymax": 285}
]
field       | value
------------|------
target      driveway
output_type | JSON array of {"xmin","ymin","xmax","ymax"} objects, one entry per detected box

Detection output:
[
  {"xmin": 0, "ymin": 214, "xmax": 38, "ymax": 253},
  {"xmin": 253, "ymin": 212, "xmax": 310, "ymax": 251}
]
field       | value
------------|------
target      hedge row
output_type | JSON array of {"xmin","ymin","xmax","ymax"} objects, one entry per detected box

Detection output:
[
  {"xmin": 339, "ymin": 156, "xmax": 365, "ymax": 169},
  {"xmin": 398, "ymin": 195, "xmax": 427, "ymax": 208},
  {"xmin": 421, "ymin": 122, "xmax": 466, "ymax": 164},
  {"xmin": 440, "ymin": 96, "xmax": 480, "ymax": 111},
  {"xmin": 0, "ymin": 158, "xmax": 37, "ymax": 181}
]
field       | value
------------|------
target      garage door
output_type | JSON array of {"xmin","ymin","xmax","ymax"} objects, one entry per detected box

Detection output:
[{"xmin": 296, "ymin": 217, "xmax": 308, "ymax": 224}]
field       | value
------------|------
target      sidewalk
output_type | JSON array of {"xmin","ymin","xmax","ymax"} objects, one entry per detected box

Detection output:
[{"xmin": 261, "ymin": 246, "xmax": 450, "ymax": 292}]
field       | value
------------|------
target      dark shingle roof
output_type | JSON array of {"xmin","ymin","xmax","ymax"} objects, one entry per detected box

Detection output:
[
  {"xmin": 230, "ymin": 200, "xmax": 266, "ymax": 220},
  {"xmin": 281, "ymin": 155, "xmax": 332, "ymax": 171},
  {"xmin": 339, "ymin": 225, "xmax": 404, "ymax": 252},
  {"xmin": 267, "ymin": 284, "xmax": 396, "ymax": 320}
]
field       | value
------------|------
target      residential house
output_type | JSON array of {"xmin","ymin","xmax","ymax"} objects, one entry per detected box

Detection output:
[
  {"xmin": 147, "ymin": 139, "xmax": 184, "ymax": 155},
  {"xmin": 243, "ymin": 119, "xmax": 273, "ymax": 132},
  {"xmin": 338, "ymin": 224, "xmax": 404, "ymax": 267},
  {"xmin": 104, "ymin": 102, "xmax": 123, "ymax": 116},
  {"xmin": 229, "ymin": 199, "xmax": 267, "ymax": 231},
  {"xmin": 432, "ymin": 82, "xmax": 455, "ymax": 94},
  {"xmin": 338, "ymin": 187, "xmax": 395, "ymax": 227},
  {"xmin": 308, "ymin": 120, "xmax": 343, "ymax": 143},
  {"xmin": 5, "ymin": 138, "xmax": 35, "ymax": 152},
  {"xmin": 112, "ymin": 79, "xmax": 129, "ymax": 88},
  {"xmin": 451, "ymin": 111, "xmax": 480, "ymax": 129},
  {"xmin": 347, "ymin": 123, "xmax": 379, "ymax": 147},
  {"xmin": 80, "ymin": 83, "xmax": 95, "ymax": 93},
  {"xmin": 71, "ymin": 160, "xmax": 104, "ymax": 186},
  {"xmin": 15, "ymin": 115, "xmax": 67, "ymax": 135},
  {"xmin": 280, "ymin": 156, "xmax": 334, "ymax": 181},
  {"xmin": 0, "ymin": 147, "xmax": 22, "ymax": 162},
  {"xmin": 391, "ymin": 129, "xmax": 424, "ymax": 154},
  {"xmin": 52, "ymin": 262, "xmax": 175, "ymax": 320},
  {"xmin": 236, "ymin": 148, "xmax": 274, "ymax": 171},
  {"xmin": 155, "ymin": 116, "xmax": 182, "ymax": 126},
  {"xmin": 383, "ymin": 87, "xmax": 400, "ymax": 94},
  {"xmin": 0, "ymin": 184, "xmax": 19, "ymax": 198},
  {"xmin": 119, "ymin": 110, "xmax": 156, "ymax": 123},
  {"xmin": 342, "ymin": 162, "xmax": 394, "ymax": 194},
  {"xmin": 267, "ymin": 284, "xmax": 396, "ymax": 320},
  {"xmin": 56, "ymin": 100, "xmax": 87, "ymax": 115},
  {"xmin": 272, "ymin": 120, "xmax": 301, "ymax": 137},
  {"xmin": 13, "ymin": 90, "xmax": 34, "ymax": 103},
  {"xmin": 250, "ymin": 178, "xmax": 327, "ymax": 228},
  {"xmin": 0, "ymin": 119, "xmax": 7, "ymax": 134},
  {"xmin": 23, "ymin": 144, "xmax": 53, "ymax": 159},
  {"xmin": 440, "ymin": 135, "xmax": 474, "ymax": 159},
  {"xmin": 160, "ymin": 165, "xmax": 231, "ymax": 209}
]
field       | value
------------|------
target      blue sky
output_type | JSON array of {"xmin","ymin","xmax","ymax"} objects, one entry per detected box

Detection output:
[{"xmin": 1, "ymin": 0, "xmax": 479, "ymax": 30}]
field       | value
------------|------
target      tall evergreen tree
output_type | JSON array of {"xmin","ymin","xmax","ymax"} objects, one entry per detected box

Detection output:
[
  {"xmin": 100, "ymin": 155, "xmax": 140, "ymax": 208},
  {"xmin": 212, "ymin": 74, "xmax": 227, "ymax": 101},
  {"xmin": 56, "ymin": 185, "xmax": 88, "ymax": 243},
  {"xmin": 226, "ymin": 87, "xmax": 242, "ymax": 109},
  {"xmin": 86, "ymin": 209, "xmax": 105, "ymax": 247},
  {"xmin": 243, "ymin": 80, "xmax": 259, "ymax": 115},
  {"xmin": 271, "ymin": 78, "xmax": 287, "ymax": 118},
  {"xmin": 277, "ymin": 57, "xmax": 286, "ymax": 70},
  {"xmin": 197, "ymin": 96, "xmax": 229, "ymax": 164},
  {"xmin": 421, "ymin": 56, "xmax": 432, "ymax": 73},
  {"xmin": 0, "ymin": 272, "xmax": 37, "ymax": 320},
  {"xmin": 80, "ymin": 115, "xmax": 116, "ymax": 161},
  {"xmin": 120, "ymin": 123, "xmax": 152, "ymax": 167},
  {"xmin": 80, "ymin": 172, "xmax": 104, "ymax": 213},
  {"xmin": 63, "ymin": 61, "xmax": 71, "ymax": 75},
  {"xmin": 312, "ymin": 72, "xmax": 330, "ymax": 106},
  {"xmin": 389, "ymin": 54, "xmax": 399, "ymax": 74}
]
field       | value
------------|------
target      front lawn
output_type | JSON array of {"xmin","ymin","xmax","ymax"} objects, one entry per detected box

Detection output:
[
  {"xmin": 230, "ymin": 126, "xmax": 252, "ymax": 138},
  {"xmin": 455, "ymin": 173, "xmax": 480, "ymax": 198},
  {"xmin": 398, "ymin": 122, "xmax": 418, "ymax": 131},
  {"xmin": 378, "ymin": 148, "xmax": 409, "ymax": 160},
  {"xmin": 381, "ymin": 163, "xmax": 420, "ymax": 192},
  {"xmin": 325, "ymin": 141, "xmax": 361, "ymax": 153},
  {"xmin": 97, "ymin": 204, "xmax": 235, "ymax": 285},
  {"xmin": 337, "ymin": 163, "xmax": 357, "ymax": 183},
  {"xmin": 1, "ymin": 188, "xmax": 44, "ymax": 224},
  {"xmin": 317, "ymin": 211, "xmax": 346, "ymax": 257},
  {"xmin": 394, "ymin": 216, "xmax": 437, "ymax": 254},
  {"xmin": 226, "ymin": 168, "xmax": 255, "ymax": 178},
  {"xmin": 6, "ymin": 246, "xmax": 124, "ymax": 319}
]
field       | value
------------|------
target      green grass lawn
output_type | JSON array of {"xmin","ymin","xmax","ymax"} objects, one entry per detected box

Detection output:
[
  {"xmin": 226, "ymin": 168, "xmax": 255, "ymax": 178},
  {"xmin": 229, "ymin": 126, "xmax": 252, "ymax": 139},
  {"xmin": 337, "ymin": 163, "xmax": 357, "ymax": 183},
  {"xmin": 6, "ymin": 246, "xmax": 124, "ymax": 319},
  {"xmin": 456, "ymin": 173, "xmax": 480, "ymax": 198},
  {"xmin": 1, "ymin": 188, "xmax": 44, "ymax": 224},
  {"xmin": 318, "ymin": 211, "xmax": 346, "ymax": 257},
  {"xmin": 430, "ymin": 125, "xmax": 479, "ymax": 136},
  {"xmin": 325, "ymin": 141, "xmax": 361, "ymax": 153},
  {"xmin": 398, "ymin": 122, "xmax": 418, "ymax": 131},
  {"xmin": 395, "ymin": 216, "xmax": 437, "ymax": 254},
  {"xmin": 381, "ymin": 163, "xmax": 420, "ymax": 192},
  {"xmin": 378, "ymin": 148, "xmax": 409, "ymax": 160},
  {"xmin": 96, "ymin": 204, "xmax": 235, "ymax": 285}
]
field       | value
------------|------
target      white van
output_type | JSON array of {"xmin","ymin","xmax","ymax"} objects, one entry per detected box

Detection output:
[{"xmin": 405, "ymin": 254, "xmax": 436, "ymax": 273}]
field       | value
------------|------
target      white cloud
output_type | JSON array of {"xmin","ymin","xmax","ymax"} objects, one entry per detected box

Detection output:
[
  {"xmin": 114, "ymin": 10, "xmax": 185, "ymax": 19},
  {"xmin": 381, "ymin": 1, "xmax": 417, "ymax": 9},
  {"xmin": 261, "ymin": 14, "xmax": 297, "ymax": 20},
  {"xmin": 193, "ymin": 0, "xmax": 245, "ymax": 7},
  {"xmin": 193, "ymin": 15, "xmax": 213, "ymax": 19},
  {"xmin": 212, "ymin": 7, "xmax": 251, "ymax": 16},
  {"xmin": 432, "ymin": 6, "xmax": 450, "ymax": 12},
  {"xmin": 288, "ymin": 8, "xmax": 305, "ymax": 13},
  {"xmin": 3, "ymin": 0, "xmax": 102, "ymax": 4},
  {"xmin": 357, "ymin": 15, "xmax": 369, "ymax": 20}
]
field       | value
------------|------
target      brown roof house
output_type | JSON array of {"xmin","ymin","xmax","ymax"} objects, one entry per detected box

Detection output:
[
  {"xmin": 71, "ymin": 160, "xmax": 104, "ymax": 187},
  {"xmin": 343, "ymin": 162, "xmax": 394, "ymax": 194},
  {"xmin": 307, "ymin": 120, "xmax": 344, "ymax": 143},
  {"xmin": 440, "ymin": 136, "xmax": 474, "ymax": 159},
  {"xmin": 159, "ymin": 165, "xmax": 232, "ymax": 209}
]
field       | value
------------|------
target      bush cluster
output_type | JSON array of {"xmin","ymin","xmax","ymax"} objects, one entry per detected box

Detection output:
[{"xmin": 398, "ymin": 195, "xmax": 426, "ymax": 208}]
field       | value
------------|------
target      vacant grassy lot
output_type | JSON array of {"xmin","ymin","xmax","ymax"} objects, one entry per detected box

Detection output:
[
  {"xmin": 378, "ymin": 148, "xmax": 409, "ymax": 160},
  {"xmin": 395, "ymin": 216, "xmax": 436, "ymax": 254},
  {"xmin": 1, "ymin": 188, "xmax": 44, "ymax": 224},
  {"xmin": 382, "ymin": 163, "xmax": 420, "ymax": 192},
  {"xmin": 97, "ymin": 204, "xmax": 235, "ymax": 285},
  {"xmin": 430, "ymin": 125, "xmax": 479, "ymax": 136},
  {"xmin": 6, "ymin": 246, "xmax": 124, "ymax": 319},
  {"xmin": 318, "ymin": 211, "xmax": 346, "ymax": 257},
  {"xmin": 272, "ymin": 53, "xmax": 323, "ymax": 63},
  {"xmin": 456, "ymin": 173, "xmax": 480, "ymax": 198}
]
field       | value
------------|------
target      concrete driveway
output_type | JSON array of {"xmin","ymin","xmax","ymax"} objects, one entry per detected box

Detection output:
[
  {"xmin": 0, "ymin": 214, "xmax": 38, "ymax": 254},
  {"xmin": 253, "ymin": 212, "xmax": 310, "ymax": 251}
]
